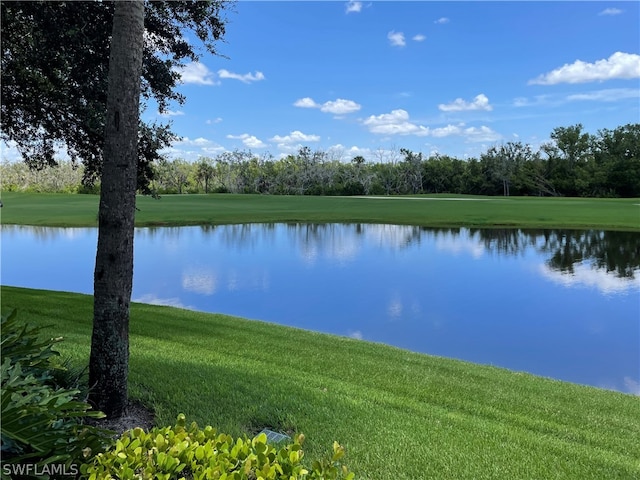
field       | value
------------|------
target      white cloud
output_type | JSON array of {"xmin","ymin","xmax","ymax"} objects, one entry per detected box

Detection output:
[
  {"xmin": 226, "ymin": 133, "xmax": 267, "ymax": 149},
  {"xmin": 345, "ymin": 0, "xmax": 362, "ymax": 13},
  {"xmin": 412, "ymin": 34, "xmax": 426, "ymax": 42},
  {"xmin": 191, "ymin": 137, "xmax": 215, "ymax": 146},
  {"xmin": 159, "ymin": 109, "xmax": 185, "ymax": 117},
  {"xmin": 243, "ymin": 136, "xmax": 267, "ymax": 149},
  {"xmin": 430, "ymin": 123, "xmax": 501, "ymax": 142},
  {"xmin": 173, "ymin": 62, "xmax": 218, "ymax": 85},
  {"xmin": 513, "ymin": 96, "xmax": 533, "ymax": 107},
  {"xmin": 320, "ymin": 98, "xmax": 361, "ymax": 114},
  {"xmin": 326, "ymin": 144, "xmax": 374, "ymax": 162},
  {"xmin": 293, "ymin": 97, "xmax": 319, "ymax": 108},
  {"xmin": 387, "ymin": 30, "xmax": 406, "ymax": 47},
  {"xmin": 270, "ymin": 130, "xmax": 320, "ymax": 144},
  {"xmin": 173, "ymin": 62, "xmax": 265, "ymax": 85},
  {"xmin": 217, "ymin": 69, "xmax": 265, "ymax": 84},
  {"xmin": 434, "ymin": 17, "xmax": 450, "ymax": 24},
  {"xmin": 363, "ymin": 109, "xmax": 429, "ymax": 136},
  {"xmin": 514, "ymin": 88, "xmax": 638, "ymax": 108},
  {"xmin": 270, "ymin": 131, "xmax": 321, "ymax": 158},
  {"xmin": 363, "ymin": 111, "xmax": 500, "ymax": 142},
  {"xmin": 206, "ymin": 117, "xmax": 223, "ymax": 124},
  {"xmin": 429, "ymin": 124, "xmax": 464, "ymax": 138},
  {"xmin": 463, "ymin": 125, "xmax": 501, "ymax": 142},
  {"xmin": 598, "ymin": 8, "xmax": 623, "ymax": 16},
  {"xmin": 294, "ymin": 97, "xmax": 361, "ymax": 114},
  {"xmin": 348, "ymin": 330, "xmax": 364, "ymax": 340},
  {"xmin": 566, "ymin": 88, "xmax": 640, "ymax": 102},
  {"xmin": 529, "ymin": 52, "xmax": 640, "ymax": 85},
  {"xmin": 438, "ymin": 94, "xmax": 493, "ymax": 112},
  {"xmin": 160, "ymin": 136, "xmax": 226, "ymax": 161}
]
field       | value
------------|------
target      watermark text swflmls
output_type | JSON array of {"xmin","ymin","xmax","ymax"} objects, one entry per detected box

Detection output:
[{"xmin": 2, "ymin": 463, "xmax": 79, "ymax": 477}]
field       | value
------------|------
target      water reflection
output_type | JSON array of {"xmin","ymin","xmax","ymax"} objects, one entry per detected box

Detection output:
[
  {"xmin": 182, "ymin": 267, "xmax": 218, "ymax": 295},
  {"xmin": 1, "ymin": 223, "xmax": 638, "ymax": 395}
]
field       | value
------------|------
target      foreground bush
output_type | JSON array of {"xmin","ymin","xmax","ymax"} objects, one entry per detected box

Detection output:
[
  {"xmin": 82, "ymin": 414, "xmax": 354, "ymax": 480},
  {"xmin": 0, "ymin": 309, "xmax": 112, "ymax": 475}
]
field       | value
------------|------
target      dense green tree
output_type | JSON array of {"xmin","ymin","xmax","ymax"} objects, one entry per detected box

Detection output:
[
  {"xmin": 0, "ymin": 160, "xmax": 85, "ymax": 193},
  {"xmin": 486, "ymin": 142, "xmax": 540, "ymax": 196},
  {"xmin": 371, "ymin": 161, "xmax": 400, "ymax": 195},
  {"xmin": 544, "ymin": 124, "xmax": 593, "ymax": 196},
  {"xmin": 195, "ymin": 157, "xmax": 216, "ymax": 193},
  {"xmin": 2, "ymin": 0, "xmax": 231, "ymax": 418},
  {"xmin": 461, "ymin": 158, "xmax": 486, "ymax": 194},
  {"xmin": 596, "ymin": 124, "xmax": 640, "ymax": 197},
  {"xmin": 1, "ymin": 0, "xmax": 228, "ymax": 190},
  {"xmin": 399, "ymin": 148, "xmax": 424, "ymax": 194},
  {"xmin": 155, "ymin": 158, "xmax": 192, "ymax": 194}
]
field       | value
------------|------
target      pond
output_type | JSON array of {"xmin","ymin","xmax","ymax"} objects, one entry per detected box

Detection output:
[{"xmin": 2, "ymin": 223, "xmax": 639, "ymax": 395}]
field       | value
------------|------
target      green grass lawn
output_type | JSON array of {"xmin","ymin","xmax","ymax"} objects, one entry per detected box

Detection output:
[
  {"xmin": 1, "ymin": 192, "xmax": 639, "ymax": 230},
  {"xmin": 2, "ymin": 287, "xmax": 639, "ymax": 480}
]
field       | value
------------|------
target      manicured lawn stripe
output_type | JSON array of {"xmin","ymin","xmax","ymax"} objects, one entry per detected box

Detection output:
[
  {"xmin": 1, "ymin": 192, "xmax": 639, "ymax": 231},
  {"xmin": 2, "ymin": 287, "xmax": 638, "ymax": 479}
]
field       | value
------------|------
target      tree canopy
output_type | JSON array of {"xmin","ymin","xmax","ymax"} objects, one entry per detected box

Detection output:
[
  {"xmin": 143, "ymin": 123, "xmax": 640, "ymax": 198},
  {"xmin": 2, "ymin": 0, "xmax": 233, "ymax": 418},
  {"xmin": 1, "ymin": 0, "xmax": 231, "ymax": 191}
]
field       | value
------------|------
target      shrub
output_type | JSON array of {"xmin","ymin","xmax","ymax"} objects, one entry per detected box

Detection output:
[
  {"xmin": 0, "ymin": 309, "xmax": 113, "ymax": 474},
  {"xmin": 82, "ymin": 414, "xmax": 355, "ymax": 480},
  {"xmin": 78, "ymin": 183, "xmax": 101, "ymax": 195}
]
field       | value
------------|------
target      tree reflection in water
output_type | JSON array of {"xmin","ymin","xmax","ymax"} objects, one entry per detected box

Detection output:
[
  {"xmin": 9, "ymin": 222, "xmax": 638, "ymax": 281},
  {"xmin": 468, "ymin": 228, "xmax": 639, "ymax": 279},
  {"xmin": 197, "ymin": 223, "xmax": 639, "ymax": 280}
]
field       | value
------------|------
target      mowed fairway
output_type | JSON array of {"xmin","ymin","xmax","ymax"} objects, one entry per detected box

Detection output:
[
  {"xmin": 2, "ymin": 286, "xmax": 640, "ymax": 480},
  {"xmin": 1, "ymin": 192, "xmax": 639, "ymax": 230}
]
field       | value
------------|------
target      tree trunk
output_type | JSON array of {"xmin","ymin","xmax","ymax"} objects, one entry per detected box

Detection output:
[{"xmin": 89, "ymin": 0, "xmax": 144, "ymax": 418}]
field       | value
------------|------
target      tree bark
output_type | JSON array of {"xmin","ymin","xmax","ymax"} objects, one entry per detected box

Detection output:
[{"xmin": 89, "ymin": 0, "xmax": 144, "ymax": 418}]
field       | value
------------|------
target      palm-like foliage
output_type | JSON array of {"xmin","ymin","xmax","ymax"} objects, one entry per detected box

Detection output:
[{"xmin": 0, "ymin": 309, "xmax": 112, "ymax": 473}]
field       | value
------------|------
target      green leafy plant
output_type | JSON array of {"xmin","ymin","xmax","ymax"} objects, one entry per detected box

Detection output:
[
  {"xmin": 0, "ymin": 309, "xmax": 112, "ymax": 475},
  {"xmin": 82, "ymin": 414, "xmax": 354, "ymax": 480}
]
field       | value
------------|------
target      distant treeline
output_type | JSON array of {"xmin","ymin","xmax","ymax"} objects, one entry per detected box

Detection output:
[{"xmin": 2, "ymin": 123, "xmax": 638, "ymax": 197}]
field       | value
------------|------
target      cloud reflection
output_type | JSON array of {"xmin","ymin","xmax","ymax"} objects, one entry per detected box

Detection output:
[
  {"xmin": 348, "ymin": 330, "xmax": 364, "ymax": 340},
  {"xmin": 435, "ymin": 230, "xmax": 485, "ymax": 258},
  {"xmin": 364, "ymin": 224, "xmax": 423, "ymax": 249},
  {"xmin": 226, "ymin": 268, "xmax": 270, "ymax": 292},
  {"xmin": 295, "ymin": 224, "xmax": 427, "ymax": 266},
  {"xmin": 599, "ymin": 376, "xmax": 640, "ymax": 396},
  {"xmin": 538, "ymin": 262, "xmax": 640, "ymax": 295},
  {"xmin": 296, "ymin": 225, "xmax": 358, "ymax": 265},
  {"xmin": 182, "ymin": 267, "xmax": 217, "ymax": 295},
  {"xmin": 387, "ymin": 295, "xmax": 403, "ymax": 318},
  {"xmin": 623, "ymin": 377, "xmax": 640, "ymax": 396},
  {"xmin": 300, "ymin": 244, "xmax": 319, "ymax": 266},
  {"xmin": 133, "ymin": 293, "xmax": 195, "ymax": 310},
  {"xmin": 181, "ymin": 266, "xmax": 270, "ymax": 294}
]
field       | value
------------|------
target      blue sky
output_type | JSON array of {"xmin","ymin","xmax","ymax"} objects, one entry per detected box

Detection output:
[{"xmin": 4, "ymin": 1, "xmax": 640, "ymax": 163}]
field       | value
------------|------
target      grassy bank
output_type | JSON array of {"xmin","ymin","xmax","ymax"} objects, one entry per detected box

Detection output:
[
  {"xmin": 1, "ymin": 192, "xmax": 639, "ymax": 230},
  {"xmin": 2, "ymin": 286, "xmax": 639, "ymax": 479}
]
